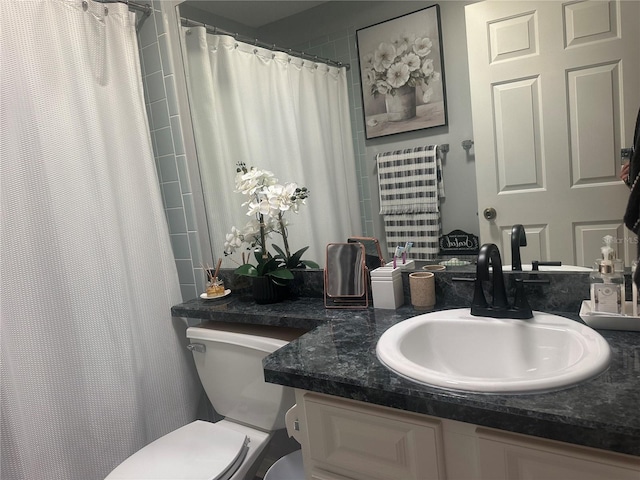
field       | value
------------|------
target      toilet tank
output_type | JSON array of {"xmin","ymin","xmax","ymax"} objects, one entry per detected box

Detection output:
[{"xmin": 187, "ymin": 322, "xmax": 303, "ymax": 432}]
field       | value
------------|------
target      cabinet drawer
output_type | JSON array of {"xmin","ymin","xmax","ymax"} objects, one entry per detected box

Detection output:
[
  {"xmin": 477, "ymin": 428, "xmax": 640, "ymax": 480},
  {"xmin": 304, "ymin": 393, "xmax": 445, "ymax": 480}
]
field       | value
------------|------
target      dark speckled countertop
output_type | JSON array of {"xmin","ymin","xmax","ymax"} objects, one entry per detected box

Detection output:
[{"xmin": 172, "ymin": 293, "xmax": 640, "ymax": 457}]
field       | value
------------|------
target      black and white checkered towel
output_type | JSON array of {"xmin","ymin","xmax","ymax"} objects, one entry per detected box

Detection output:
[
  {"xmin": 376, "ymin": 145, "xmax": 445, "ymax": 260},
  {"xmin": 376, "ymin": 145, "xmax": 444, "ymax": 214}
]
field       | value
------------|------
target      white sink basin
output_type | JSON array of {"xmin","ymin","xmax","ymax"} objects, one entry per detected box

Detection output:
[
  {"xmin": 502, "ymin": 264, "xmax": 592, "ymax": 272},
  {"xmin": 376, "ymin": 309, "xmax": 610, "ymax": 394}
]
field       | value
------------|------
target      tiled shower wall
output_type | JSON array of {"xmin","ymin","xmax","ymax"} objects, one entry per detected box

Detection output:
[{"xmin": 136, "ymin": 2, "xmax": 203, "ymax": 301}]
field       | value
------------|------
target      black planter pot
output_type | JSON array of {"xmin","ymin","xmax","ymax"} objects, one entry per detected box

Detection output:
[{"xmin": 252, "ymin": 276, "xmax": 289, "ymax": 304}]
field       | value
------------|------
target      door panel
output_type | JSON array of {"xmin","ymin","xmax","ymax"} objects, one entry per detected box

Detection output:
[
  {"xmin": 494, "ymin": 78, "xmax": 543, "ymax": 192},
  {"xmin": 466, "ymin": 0, "xmax": 639, "ymax": 266},
  {"xmin": 564, "ymin": 1, "xmax": 618, "ymax": 47},
  {"xmin": 500, "ymin": 224, "xmax": 547, "ymax": 265},
  {"xmin": 568, "ymin": 63, "xmax": 620, "ymax": 184},
  {"xmin": 574, "ymin": 222, "xmax": 627, "ymax": 268}
]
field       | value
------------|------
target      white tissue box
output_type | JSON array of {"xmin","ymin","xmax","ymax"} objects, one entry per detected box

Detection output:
[{"xmin": 371, "ymin": 267, "xmax": 404, "ymax": 309}]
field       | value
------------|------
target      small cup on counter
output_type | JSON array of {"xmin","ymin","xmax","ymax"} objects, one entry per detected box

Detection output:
[{"xmin": 409, "ymin": 272, "xmax": 436, "ymax": 311}]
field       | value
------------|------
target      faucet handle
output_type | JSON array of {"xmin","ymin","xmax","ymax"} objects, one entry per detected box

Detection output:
[{"xmin": 531, "ymin": 260, "xmax": 562, "ymax": 271}]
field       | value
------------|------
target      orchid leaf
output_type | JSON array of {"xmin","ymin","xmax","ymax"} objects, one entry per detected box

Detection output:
[
  {"xmin": 271, "ymin": 244, "xmax": 286, "ymax": 258},
  {"xmin": 287, "ymin": 246, "xmax": 312, "ymax": 268},
  {"xmin": 257, "ymin": 256, "xmax": 278, "ymax": 276},
  {"xmin": 301, "ymin": 259, "xmax": 320, "ymax": 269},
  {"xmin": 234, "ymin": 263, "xmax": 258, "ymax": 277}
]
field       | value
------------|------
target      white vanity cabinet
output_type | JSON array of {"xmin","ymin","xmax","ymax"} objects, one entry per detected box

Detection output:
[
  {"xmin": 292, "ymin": 390, "xmax": 640, "ymax": 480},
  {"xmin": 293, "ymin": 391, "xmax": 446, "ymax": 480}
]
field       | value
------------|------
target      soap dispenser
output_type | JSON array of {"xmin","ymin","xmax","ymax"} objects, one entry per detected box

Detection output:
[{"xmin": 590, "ymin": 235, "xmax": 625, "ymax": 314}]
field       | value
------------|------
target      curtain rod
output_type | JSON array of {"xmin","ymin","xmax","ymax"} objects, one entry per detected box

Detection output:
[
  {"xmin": 97, "ymin": 0, "xmax": 151, "ymax": 32},
  {"xmin": 180, "ymin": 17, "xmax": 350, "ymax": 70}
]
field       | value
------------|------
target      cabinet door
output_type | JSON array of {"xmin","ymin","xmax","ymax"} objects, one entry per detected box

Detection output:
[
  {"xmin": 303, "ymin": 393, "xmax": 445, "ymax": 480},
  {"xmin": 477, "ymin": 428, "xmax": 640, "ymax": 480}
]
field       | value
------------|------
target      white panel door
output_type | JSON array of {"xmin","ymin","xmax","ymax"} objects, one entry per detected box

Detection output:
[{"xmin": 466, "ymin": 0, "xmax": 639, "ymax": 266}]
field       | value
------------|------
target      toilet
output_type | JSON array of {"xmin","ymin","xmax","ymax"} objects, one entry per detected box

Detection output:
[{"xmin": 105, "ymin": 322, "xmax": 305, "ymax": 480}]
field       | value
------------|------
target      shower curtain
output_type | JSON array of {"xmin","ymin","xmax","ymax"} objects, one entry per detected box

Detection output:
[
  {"xmin": 182, "ymin": 28, "xmax": 362, "ymax": 266},
  {"xmin": 1, "ymin": 1, "xmax": 201, "ymax": 479}
]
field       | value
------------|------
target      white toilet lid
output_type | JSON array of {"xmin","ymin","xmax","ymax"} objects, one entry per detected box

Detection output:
[{"xmin": 105, "ymin": 420, "xmax": 248, "ymax": 480}]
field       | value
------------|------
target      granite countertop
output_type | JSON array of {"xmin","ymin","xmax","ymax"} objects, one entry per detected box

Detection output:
[{"xmin": 172, "ymin": 295, "xmax": 640, "ymax": 457}]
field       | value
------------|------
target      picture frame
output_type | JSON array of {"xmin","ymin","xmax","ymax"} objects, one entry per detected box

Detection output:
[{"xmin": 356, "ymin": 5, "xmax": 448, "ymax": 139}]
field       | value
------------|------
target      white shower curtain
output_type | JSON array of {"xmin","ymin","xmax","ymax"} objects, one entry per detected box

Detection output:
[
  {"xmin": 182, "ymin": 28, "xmax": 362, "ymax": 267},
  {"xmin": 1, "ymin": 1, "xmax": 200, "ymax": 479}
]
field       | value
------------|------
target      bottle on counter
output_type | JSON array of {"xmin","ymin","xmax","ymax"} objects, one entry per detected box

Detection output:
[{"xmin": 590, "ymin": 235, "xmax": 625, "ymax": 314}]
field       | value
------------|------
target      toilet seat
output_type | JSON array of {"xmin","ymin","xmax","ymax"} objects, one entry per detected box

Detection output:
[{"xmin": 105, "ymin": 420, "xmax": 249, "ymax": 480}]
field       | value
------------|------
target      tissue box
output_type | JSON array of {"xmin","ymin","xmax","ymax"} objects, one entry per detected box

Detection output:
[{"xmin": 371, "ymin": 267, "xmax": 404, "ymax": 309}]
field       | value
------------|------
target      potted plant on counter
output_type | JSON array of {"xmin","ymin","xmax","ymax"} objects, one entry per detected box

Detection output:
[{"xmin": 224, "ymin": 163, "xmax": 319, "ymax": 303}]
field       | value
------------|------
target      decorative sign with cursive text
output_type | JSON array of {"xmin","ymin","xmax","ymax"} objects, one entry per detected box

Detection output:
[{"xmin": 439, "ymin": 230, "xmax": 479, "ymax": 256}]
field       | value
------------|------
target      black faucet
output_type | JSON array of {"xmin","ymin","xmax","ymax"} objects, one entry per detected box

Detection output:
[
  {"xmin": 471, "ymin": 243, "xmax": 533, "ymax": 319},
  {"xmin": 511, "ymin": 224, "xmax": 527, "ymax": 271}
]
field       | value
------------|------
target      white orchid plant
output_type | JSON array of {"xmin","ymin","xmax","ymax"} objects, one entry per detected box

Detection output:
[
  {"xmin": 362, "ymin": 32, "xmax": 441, "ymax": 103},
  {"xmin": 224, "ymin": 163, "xmax": 319, "ymax": 281}
]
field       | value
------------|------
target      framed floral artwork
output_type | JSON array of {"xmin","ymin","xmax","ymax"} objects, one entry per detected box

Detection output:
[{"xmin": 356, "ymin": 5, "xmax": 448, "ymax": 139}]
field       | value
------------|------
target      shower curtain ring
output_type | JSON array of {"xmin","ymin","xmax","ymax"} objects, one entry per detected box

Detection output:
[{"xmin": 82, "ymin": 0, "xmax": 88, "ymax": 11}]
